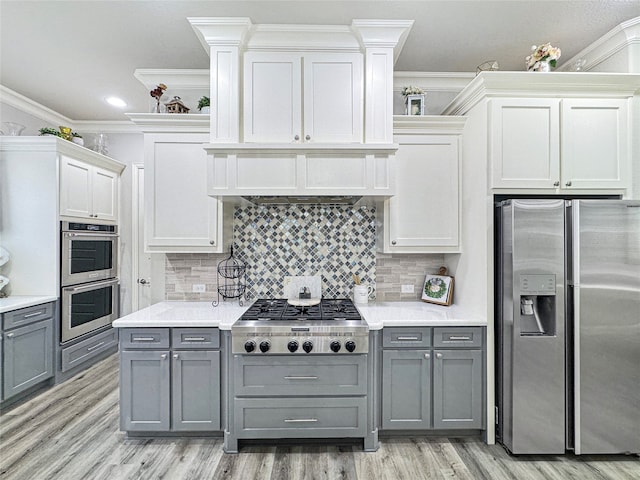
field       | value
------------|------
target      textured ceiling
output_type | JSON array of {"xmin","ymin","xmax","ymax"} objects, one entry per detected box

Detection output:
[{"xmin": 1, "ymin": 1, "xmax": 639, "ymax": 121}]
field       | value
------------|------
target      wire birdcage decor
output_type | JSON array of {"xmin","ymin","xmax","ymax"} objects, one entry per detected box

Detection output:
[{"xmin": 212, "ymin": 245, "xmax": 246, "ymax": 306}]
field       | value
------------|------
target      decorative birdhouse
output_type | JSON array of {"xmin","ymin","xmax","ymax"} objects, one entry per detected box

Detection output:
[{"xmin": 165, "ymin": 96, "xmax": 190, "ymax": 114}]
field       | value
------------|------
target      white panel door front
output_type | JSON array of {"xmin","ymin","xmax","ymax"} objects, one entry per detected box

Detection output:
[
  {"xmin": 59, "ymin": 155, "xmax": 92, "ymax": 219},
  {"xmin": 91, "ymin": 166, "xmax": 118, "ymax": 223},
  {"xmin": 243, "ymin": 52, "xmax": 301, "ymax": 143}
]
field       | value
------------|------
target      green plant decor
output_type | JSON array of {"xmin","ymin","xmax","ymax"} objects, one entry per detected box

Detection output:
[
  {"xmin": 39, "ymin": 127, "xmax": 61, "ymax": 137},
  {"xmin": 197, "ymin": 96, "xmax": 210, "ymax": 111}
]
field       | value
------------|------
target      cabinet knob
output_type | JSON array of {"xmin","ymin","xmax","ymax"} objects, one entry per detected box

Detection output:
[
  {"xmin": 305, "ymin": 135, "xmax": 311, "ymax": 141},
  {"xmin": 209, "ymin": 240, "xmax": 215, "ymax": 245},
  {"xmin": 553, "ymin": 181, "xmax": 560, "ymax": 187},
  {"xmin": 160, "ymin": 354, "xmax": 167, "ymax": 359},
  {"xmin": 424, "ymin": 353, "xmax": 430, "ymax": 359},
  {"xmin": 391, "ymin": 240, "xmax": 397, "ymax": 245},
  {"xmin": 6, "ymin": 333, "xmax": 14, "ymax": 338},
  {"xmin": 436, "ymin": 352, "xmax": 443, "ymax": 359},
  {"xmin": 294, "ymin": 135, "xmax": 300, "ymax": 141},
  {"xmin": 173, "ymin": 354, "xmax": 179, "ymax": 359},
  {"xmin": 565, "ymin": 181, "xmax": 572, "ymax": 187}
]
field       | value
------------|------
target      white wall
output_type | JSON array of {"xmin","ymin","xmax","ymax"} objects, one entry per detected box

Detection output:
[{"xmin": 0, "ymin": 103, "xmax": 58, "ymax": 136}]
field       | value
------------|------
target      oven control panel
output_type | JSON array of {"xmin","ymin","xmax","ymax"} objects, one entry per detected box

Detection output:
[{"xmin": 233, "ymin": 334, "xmax": 368, "ymax": 354}]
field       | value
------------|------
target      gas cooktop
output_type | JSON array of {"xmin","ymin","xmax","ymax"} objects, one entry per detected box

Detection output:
[
  {"xmin": 232, "ymin": 298, "xmax": 368, "ymax": 354},
  {"xmin": 240, "ymin": 298, "xmax": 362, "ymax": 322}
]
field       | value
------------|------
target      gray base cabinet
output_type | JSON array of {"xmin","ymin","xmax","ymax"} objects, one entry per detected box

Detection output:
[
  {"xmin": 382, "ymin": 349, "xmax": 431, "ymax": 429},
  {"xmin": 381, "ymin": 326, "xmax": 485, "ymax": 431},
  {"xmin": 119, "ymin": 328, "xmax": 221, "ymax": 432},
  {"xmin": 1, "ymin": 303, "xmax": 54, "ymax": 402},
  {"xmin": 433, "ymin": 349, "xmax": 483, "ymax": 429}
]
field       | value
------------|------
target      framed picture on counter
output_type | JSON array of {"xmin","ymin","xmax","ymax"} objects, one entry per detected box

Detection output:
[{"xmin": 421, "ymin": 268, "xmax": 454, "ymax": 306}]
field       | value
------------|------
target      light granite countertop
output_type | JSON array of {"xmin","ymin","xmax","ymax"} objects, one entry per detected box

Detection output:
[
  {"xmin": 0, "ymin": 295, "xmax": 59, "ymax": 314},
  {"xmin": 112, "ymin": 301, "xmax": 249, "ymax": 330},
  {"xmin": 112, "ymin": 300, "xmax": 486, "ymax": 330}
]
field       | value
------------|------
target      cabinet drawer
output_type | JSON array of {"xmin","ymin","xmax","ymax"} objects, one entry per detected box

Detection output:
[
  {"xmin": 433, "ymin": 327, "xmax": 483, "ymax": 348},
  {"xmin": 61, "ymin": 328, "xmax": 118, "ymax": 372},
  {"xmin": 235, "ymin": 397, "xmax": 366, "ymax": 438},
  {"xmin": 234, "ymin": 355, "xmax": 367, "ymax": 396},
  {"xmin": 120, "ymin": 328, "xmax": 170, "ymax": 349},
  {"xmin": 383, "ymin": 327, "xmax": 431, "ymax": 348},
  {"xmin": 3, "ymin": 302, "xmax": 54, "ymax": 330},
  {"xmin": 172, "ymin": 328, "xmax": 220, "ymax": 349}
]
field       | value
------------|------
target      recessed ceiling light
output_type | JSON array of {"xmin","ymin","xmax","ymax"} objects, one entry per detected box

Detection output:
[{"xmin": 106, "ymin": 96, "xmax": 127, "ymax": 108}]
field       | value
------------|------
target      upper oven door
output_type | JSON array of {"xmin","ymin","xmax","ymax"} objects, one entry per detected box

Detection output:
[{"xmin": 61, "ymin": 231, "xmax": 118, "ymax": 286}]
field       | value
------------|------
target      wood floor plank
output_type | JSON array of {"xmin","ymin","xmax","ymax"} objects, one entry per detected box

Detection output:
[{"xmin": 1, "ymin": 353, "xmax": 638, "ymax": 480}]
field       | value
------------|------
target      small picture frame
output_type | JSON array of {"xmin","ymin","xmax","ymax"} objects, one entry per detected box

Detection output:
[
  {"xmin": 421, "ymin": 267, "xmax": 454, "ymax": 306},
  {"xmin": 405, "ymin": 94, "xmax": 425, "ymax": 115}
]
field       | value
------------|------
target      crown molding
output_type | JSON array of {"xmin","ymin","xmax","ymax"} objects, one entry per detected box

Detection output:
[
  {"xmin": 133, "ymin": 69, "xmax": 210, "ymax": 90},
  {"xmin": 557, "ymin": 15, "xmax": 640, "ymax": 72},
  {"xmin": 126, "ymin": 113, "xmax": 210, "ymax": 133},
  {"xmin": 73, "ymin": 120, "xmax": 140, "ymax": 134},
  {"xmin": 393, "ymin": 115, "xmax": 466, "ymax": 134},
  {"xmin": 442, "ymin": 71, "xmax": 640, "ymax": 116},
  {"xmin": 188, "ymin": 17, "xmax": 253, "ymax": 51},
  {"xmin": 0, "ymin": 85, "xmax": 72, "ymax": 127},
  {"xmin": 351, "ymin": 20, "xmax": 414, "ymax": 65}
]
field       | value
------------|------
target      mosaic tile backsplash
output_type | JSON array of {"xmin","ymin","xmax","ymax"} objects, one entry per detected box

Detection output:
[
  {"xmin": 165, "ymin": 205, "xmax": 446, "ymax": 302},
  {"xmin": 234, "ymin": 205, "xmax": 376, "ymax": 300}
]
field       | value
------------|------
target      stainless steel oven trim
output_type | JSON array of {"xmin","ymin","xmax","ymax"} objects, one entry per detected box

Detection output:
[
  {"xmin": 61, "ymin": 278, "xmax": 120, "ymax": 343},
  {"xmin": 61, "ymin": 231, "xmax": 118, "ymax": 286}
]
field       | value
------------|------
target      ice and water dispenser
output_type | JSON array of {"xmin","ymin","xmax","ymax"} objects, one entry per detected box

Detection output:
[{"xmin": 519, "ymin": 274, "xmax": 556, "ymax": 336}]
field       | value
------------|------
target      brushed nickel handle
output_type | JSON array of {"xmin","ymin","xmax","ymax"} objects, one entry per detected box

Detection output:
[
  {"xmin": 294, "ymin": 135, "xmax": 300, "ymax": 141},
  {"xmin": 86, "ymin": 341, "xmax": 105, "ymax": 352},
  {"xmin": 138, "ymin": 278, "xmax": 150, "ymax": 285},
  {"xmin": 436, "ymin": 353, "xmax": 443, "ymax": 359},
  {"xmin": 397, "ymin": 336, "xmax": 419, "ymax": 341},
  {"xmin": 184, "ymin": 337, "xmax": 206, "ymax": 342},
  {"xmin": 173, "ymin": 354, "xmax": 179, "ymax": 359},
  {"xmin": 23, "ymin": 310, "xmax": 45, "ymax": 318},
  {"xmin": 391, "ymin": 240, "xmax": 397, "ymax": 245},
  {"xmin": 305, "ymin": 135, "xmax": 311, "ymax": 141},
  {"xmin": 132, "ymin": 337, "xmax": 156, "ymax": 342},
  {"xmin": 448, "ymin": 336, "xmax": 471, "ymax": 341},
  {"xmin": 284, "ymin": 418, "xmax": 318, "ymax": 423},
  {"xmin": 553, "ymin": 181, "xmax": 560, "ymax": 187},
  {"xmin": 424, "ymin": 353, "xmax": 430, "ymax": 359},
  {"xmin": 284, "ymin": 376, "xmax": 319, "ymax": 380},
  {"xmin": 209, "ymin": 240, "xmax": 215, "ymax": 245},
  {"xmin": 566, "ymin": 181, "xmax": 572, "ymax": 187},
  {"xmin": 160, "ymin": 354, "xmax": 167, "ymax": 359},
  {"xmin": 6, "ymin": 333, "xmax": 14, "ymax": 338}
]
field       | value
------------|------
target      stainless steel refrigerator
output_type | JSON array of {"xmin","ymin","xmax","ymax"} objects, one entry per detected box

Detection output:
[{"xmin": 497, "ymin": 199, "xmax": 640, "ymax": 455}]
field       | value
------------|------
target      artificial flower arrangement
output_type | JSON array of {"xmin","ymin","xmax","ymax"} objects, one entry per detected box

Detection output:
[
  {"xmin": 526, "ymin": 43, "xmax": 561, "ymax": 71},
  {"xmin": 401, "ymin": 85, "xmax": 424, "ymax": 96}
]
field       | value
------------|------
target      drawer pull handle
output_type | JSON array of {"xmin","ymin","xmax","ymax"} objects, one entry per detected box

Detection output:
[
  {"xmin": 183, "ymin": 337, "xmax": 206, "ymax": 342},
  {"xmin": 23, "ymin": 310, "xmax": 45, "ymax": 319},
  {"xmin": 284, "ymin": 418, "xmax": 318, "ymax": 423},
  {"xmin": 397, "ymin": 336, "xmax": 419, "ymax": 341},
  {"xmin": 132, "ymin": 337, "xmax": 156, "ymax": 342},
  {"xmin": 284, "ymin": 376, "xmax": 319, "ymax": 380},
  {"xmin": 86, "ymin": 341, "xmax": 105, "ymax": 352},
  {"xmin": 447, "ymin": 336, "xmax": 471, "ymax": 341}
]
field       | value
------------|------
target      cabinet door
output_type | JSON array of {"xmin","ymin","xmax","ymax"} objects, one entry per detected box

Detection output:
[
  {"xmin": 490, "ymin": 98, "xmax": 560, "ymax": 189},
  {"xmin": 59, "ymin": 155, "xmax": 92, "ymax": 219},
  {"xmin": 91, "ymin": 166, "xmax": 118, "ymax": 222},
  {"xmin": 303, "ymin": 53, "xmax": 363, "ymax": 143},
  {"xmin": 381, "ymin": 350, "xmax": 431, "ymax": 429},
  {"xmin": 171, "ymin": 350, "xmax": 220, "ymax": 431},
  {"xmin": 119, "ymin": 350, "xmax": 170, "ymax": 431},
  {"xmin": 2, "ymin": 319, "xmax": 53, "ymax": 400},
  {"xmin": 243, "ymin": 52, "xmax": 302, "ymax": 143},
  {"xmin": 386, "ymin": 135, "xmax": 460, "ymax": 252},
  {"xmin": 561, "ymin": 98, "xmax": 630, "ymax": 190},
  {"xmin": 145, "ymin": 134, "xmax": 222, "ymax": 252},
  {"xmin": 433, "ymin": 349, "xmax": 483, "ymax": 429}
]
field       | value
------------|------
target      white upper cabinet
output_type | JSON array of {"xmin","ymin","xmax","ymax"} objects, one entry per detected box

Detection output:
[
  {"xmin": 144, "ymin": 132, "xmax": 228, "ymax": 253},
  {"xmin": 59, "ymin": 155, "xmax": 120, "ymax": 224},
  {"xmin": 379, "ymin": 117, "xmax": 465, "ymax": 254},
  {"xmin": 490, "ymin": 96, "xmax": 630, "ymax": 191},
  {"xmin": 243, "ymin": 52, "xmax": 363, "ymax": 144}
]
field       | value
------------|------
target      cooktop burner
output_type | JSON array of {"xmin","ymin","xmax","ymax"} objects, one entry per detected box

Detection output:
[{"xmin": 240, "ymin": 298, "xmax": 361, "ymax": 322}]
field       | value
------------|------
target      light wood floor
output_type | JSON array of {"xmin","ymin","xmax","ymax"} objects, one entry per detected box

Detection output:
[{"xmin": 1, "ymin": 354, "xmax": 638, "ymax": 480}]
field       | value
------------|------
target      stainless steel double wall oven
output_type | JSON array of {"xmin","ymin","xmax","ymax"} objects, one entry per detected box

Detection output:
[{"xmin": 60, "ymin": 222, "xmax": 119, "ymax": 343}]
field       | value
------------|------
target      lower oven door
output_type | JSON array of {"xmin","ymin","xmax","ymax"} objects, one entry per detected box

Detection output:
[{"xmin": 61, "ymin": 278, "xmax": 120, "ymax": 343}]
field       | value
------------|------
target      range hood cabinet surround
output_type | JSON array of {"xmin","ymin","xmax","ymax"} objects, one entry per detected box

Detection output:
[{"xmin": 206, "ymin": 143, "xmax": 397, "ymax": 200}]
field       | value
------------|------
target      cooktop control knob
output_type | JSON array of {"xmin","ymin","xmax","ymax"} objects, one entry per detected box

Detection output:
[
  {"xmin": 302, "ymin": 341, "xmax": 313, "ymax": 353},
  {"xmin": 287, "ymin": 340, "xmax": 299, "ymax": 352},
  {"xmin": 259, "ymin": 340, "xmax": 271, "ymax": 353},
  {"xmin": 345, "ymin": 340, "xmax": 356, "ymax": 352},
  {"xmin": 244, "ymin": 341, "xmax": 256, "ymax": 353},
  {"xmin": 330, "ymin": 341, "xmax": 341, "ymax": 352}
]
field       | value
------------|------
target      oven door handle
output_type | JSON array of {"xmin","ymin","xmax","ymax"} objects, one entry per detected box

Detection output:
[
  {"xmin": 64, "ymin": 232, "xmax": 119, "ymax": 238},
  {"xmin": 64, "ymin": 278, "xmax": 119, "ymax": 293}
]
